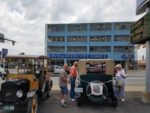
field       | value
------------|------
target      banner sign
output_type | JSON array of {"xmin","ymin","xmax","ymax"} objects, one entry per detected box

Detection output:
[{"xmin": 49, "ymin": 54, "xmax": 108, "ymax": 59}]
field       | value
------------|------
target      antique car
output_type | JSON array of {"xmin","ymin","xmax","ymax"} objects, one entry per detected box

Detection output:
[
  {"xmin": 75, "ymin": 59, "xmax": 118, "ymax": 107},
  {"xmin": 0, "ymin": 55, "xmax": 53, "ymax": 113}
]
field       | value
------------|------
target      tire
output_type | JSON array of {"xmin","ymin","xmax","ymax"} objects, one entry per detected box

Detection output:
[
  {"xmin": 27, "ymin": 95, "xmax": 38, "ymax": 113},
  {"xmin": 111, "ymin": 97, "xmax": 118, "ymax": 108}
]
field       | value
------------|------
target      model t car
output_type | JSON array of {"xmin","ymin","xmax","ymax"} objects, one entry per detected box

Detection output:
[
  {"xmin": 75, "ymin": 59, "xmax": 118, "ymax": 107},
  {"xmin": 0, "ymin": 55, "xmax": 53, "ymax": 113}
]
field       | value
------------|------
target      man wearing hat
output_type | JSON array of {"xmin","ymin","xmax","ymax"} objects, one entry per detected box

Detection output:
[{"xmin": 115, "ymin": 64, "xmax": 126, "ymax": 102}]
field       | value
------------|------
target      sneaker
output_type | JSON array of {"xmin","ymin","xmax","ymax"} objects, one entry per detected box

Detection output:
[
  {"xmin": 121, "ymin": 98, "xmax": 125, "ymax": 102},
  {"xmin": 71, "ymin": 99, "xmax": 75, "ymax": 101},
  {"xmin": 61, "ymin": 103, "xmax": 68, "ymax": 107}
]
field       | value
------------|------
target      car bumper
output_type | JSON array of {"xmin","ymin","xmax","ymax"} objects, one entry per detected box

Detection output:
[{"xmin": 0, "ymin": 99, "xmax": 28, "ymax": 111}]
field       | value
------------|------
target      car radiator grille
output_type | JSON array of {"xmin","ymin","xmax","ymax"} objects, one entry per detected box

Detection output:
[{"xmin": 1, "ymin": 84, "xmax": 18, "ymax": 101}]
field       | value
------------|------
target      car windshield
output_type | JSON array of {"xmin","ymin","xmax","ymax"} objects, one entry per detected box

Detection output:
[{"xmin": 86, "ymin": 62, "xmax": 106, "ymax": 73}]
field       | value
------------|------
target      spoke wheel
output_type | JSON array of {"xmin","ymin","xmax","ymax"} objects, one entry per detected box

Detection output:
[{"xmin": 27, "ymin": 95, "xmax": 38, "ymax": 113}]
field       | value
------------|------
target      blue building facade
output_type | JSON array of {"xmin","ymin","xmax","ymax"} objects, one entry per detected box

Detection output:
[{"xmin": 45, "ymin": 22, "xmax": 135, "ymax": 66}]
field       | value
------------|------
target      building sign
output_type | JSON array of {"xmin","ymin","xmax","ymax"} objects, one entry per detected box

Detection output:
[
  {"xmin": 137, "ymin": 0, "xmax": 147, "ymax": 8},
  {"xmin": 136, "ymin": 0, "xmax": 150, "ymax": 15},
  {"xmin": 131, "ymin": 12, "xmax": 150, "ymax": 44},
  {"xmin": 2, "ymin": 48, "xmax": 8, "ymax": 58},
  {"xmin": 49, "ymin": 54, "xmax": 108, "ymax": 59}
]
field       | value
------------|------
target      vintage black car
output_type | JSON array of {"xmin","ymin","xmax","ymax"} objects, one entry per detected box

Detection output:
[
  {"xmin": 0, "ymin": 55, "xmax": 53, "ymax": 113},
  {"xmin": 75, "ymin": 59, "xmax": 118, "ymax": 107}
]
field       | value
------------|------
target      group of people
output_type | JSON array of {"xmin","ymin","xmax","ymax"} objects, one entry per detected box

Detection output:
[
  {"xmin": 59, "ymin": 61, "xmax": 78, "ymax": 107},
  {"xmin": 59, "ymin": 62, "xmax": 127, "ymax": 107}
]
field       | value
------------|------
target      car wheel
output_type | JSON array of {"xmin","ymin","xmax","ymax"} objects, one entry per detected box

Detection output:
[{"xmin": 27, "ymin": 95, "xmax": 38, "ymax": 113}]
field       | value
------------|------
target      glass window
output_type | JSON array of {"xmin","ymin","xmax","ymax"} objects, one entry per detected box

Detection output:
[
  {"xmin": 68, "ymin": 24, "xmax": 87, "ymax": 32},
  {"xmin": 114, "ymin": 23, "xmax": 132, "ymax": 30},
  {"xmin": 90, "ymin": 46, "xmax": 111, "ymax": 52},
  {"xmin": 67, "ymin": 36, "xmax": 87, "ymax": 42},
  {"xmin": 114, "ymin": 46, "xmax": 127, "ymax": 53},
  {"xmin": 114, "ymin": 35, "xmax": 129, "ymax": 42},
  {"xmin": 48, "ymin": 46, "xmax": 65, "ymax": 52},
  {"xmin": 90, "ymin": 36, "xmax": 111, "ymax": 42},
  {"xmin": 48, "ymin": 37, "xmax": 65, "ymax": 42},
  {"xmin": 90, "ymin": 23, "xmax": 111, "ymax": 31},
  {"xmin": 67, "ymin": 46, "xmax": 87, "ymax": 52},
  {"xmin": 48, "ymin": 25, "xmax": 65, "ymax": 32}
]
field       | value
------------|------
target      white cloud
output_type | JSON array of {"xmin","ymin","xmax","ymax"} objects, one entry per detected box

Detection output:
[{"xmin": 0, "ymin": 0, "xmax": 145, "ymax": 56}]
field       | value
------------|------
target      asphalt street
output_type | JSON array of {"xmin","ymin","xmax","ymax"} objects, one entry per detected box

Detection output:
[{"xmin": 0, "ymin": 69, "xmax": 149, "ymax": 113}]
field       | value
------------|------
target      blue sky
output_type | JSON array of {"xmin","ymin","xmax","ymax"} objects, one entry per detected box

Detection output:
[{"xmin": 0, "ymin": 0, "xmax": 145, "ymax": 57}]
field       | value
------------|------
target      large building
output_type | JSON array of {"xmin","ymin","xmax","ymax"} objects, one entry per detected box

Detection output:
[{"xmin": 45, "ymin": 22, "xmax": 135, "ymax": 67}]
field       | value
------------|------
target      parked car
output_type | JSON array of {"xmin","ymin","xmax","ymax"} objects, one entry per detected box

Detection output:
[
  {"xmin": 0, "ymin": 55, "xmax": 53, "ymax": 113},
  {"xmin": 50, "ymin": 65, "xmax": 62, "ymax": 74},
  {"xmin": 75, "ymin": 59, "xmax": 118, "ymax": 107}
]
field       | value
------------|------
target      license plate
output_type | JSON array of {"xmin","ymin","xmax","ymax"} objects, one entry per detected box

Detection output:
[
  {"xmin": 75, "ymin": 88, "xmax": 83, "ymax": 92},
  {"xmin": 3, "ymin": 106, "xmax": 14, "ymax": 111}
]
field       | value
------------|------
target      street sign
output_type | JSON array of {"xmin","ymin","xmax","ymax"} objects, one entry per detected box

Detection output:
[{"xmin": 131, "ymin": 12, "xmax": 150, "ymax": 44}]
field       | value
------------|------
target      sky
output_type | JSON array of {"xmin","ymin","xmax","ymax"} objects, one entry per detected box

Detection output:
[{"xmin": 0, "ymin": 0, "xmax": 146, "ymax": 58}]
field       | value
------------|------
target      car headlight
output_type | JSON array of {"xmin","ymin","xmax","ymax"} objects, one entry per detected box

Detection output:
[{"xmin": 16, "ymin": 90, "xmax": 23, "ymax": 98}]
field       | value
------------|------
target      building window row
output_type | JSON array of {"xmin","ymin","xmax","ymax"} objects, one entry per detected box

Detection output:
[
  {"xmin": 90, "ymin": 36, "xmax": 111, "ymax": 42},
  {"xmin": 48, "ymin": 36, "xmax": 130, "ymax": 42},
  {"xmin": 48, "ymin": 23, "xmax": 132, "ymax": 32},
  {"xmin": 47, "ymin": 46, "xmax": 133, "ymax": 53}
]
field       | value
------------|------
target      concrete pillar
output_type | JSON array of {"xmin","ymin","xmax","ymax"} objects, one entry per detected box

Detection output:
[{"xmin": 141, "ymin": 41, "xmax": 150, "ymax": 103}]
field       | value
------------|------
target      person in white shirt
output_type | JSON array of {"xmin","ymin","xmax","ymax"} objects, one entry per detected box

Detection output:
[{"xmin": 115, "ymin": 64, "xmax": 126, "ymax": 102}]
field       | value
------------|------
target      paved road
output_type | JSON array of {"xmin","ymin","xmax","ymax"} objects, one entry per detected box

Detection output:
[{"xmin": 0, "ymin": 69, "xmax": 148, "ymax": 113}]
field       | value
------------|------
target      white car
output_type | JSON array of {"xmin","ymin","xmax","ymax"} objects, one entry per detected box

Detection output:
[
  {"xmin": 0, "ymin": 66, "xmax": 6, "ymax": 77},
  {"xmin": 50, "ymin": 65, "xmax": 62, "ymax": 74}
]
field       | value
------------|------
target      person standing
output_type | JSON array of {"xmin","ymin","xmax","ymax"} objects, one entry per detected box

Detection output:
[
  {"xmin": 69, "ymin": 61, "xmax": 78, "ymax": 101},
  {"xmin": 59, "ymin": 64, "xmax": 69, "ymax": 107},
  {"xmin": 115, "ymin": 64, "xmax": 126, "ymax": 102}
]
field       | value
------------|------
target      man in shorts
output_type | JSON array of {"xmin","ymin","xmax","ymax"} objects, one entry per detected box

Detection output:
[{"xmin": 59, "ymin": 64, "xmax": 69, "ymax": 107}]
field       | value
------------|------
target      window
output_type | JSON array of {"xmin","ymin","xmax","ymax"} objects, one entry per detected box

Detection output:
[
  {"xmin": 67, "ymin": 36, "xmax": 87, "ymax": 42},
  {"xmin": 48, "ymin": 25, "xmax": 65, "ymax": 32},
  {"xmin": 67, "ymin": 46, "xmax": 87, "ymax": 52},
  {"xmin": 48, "ymin": 46, "xmax": 65, "ymax": 52},
  {"xmin": 90, "ymin": 46, "xmax": 111, "ymax": 52},
  {"xmin": 90, "ymin": 23, "xmax": 111, "ymax": 31},
  {"xmin": 114, "ymin": 35, "xmax": 129, "ymax": 42},
  {"xmin": 114, "ymin": 46, "xmax": 127, "ymax": 53},
  {"xmin": 48, "ymin": 37, "xmax": 65, "ymax": 42},
  {"xmin": 114, "ymin": 23, "xmax": 132, "ymax": 30},
  {"xmin": 90, "ymin": 36, "xmax": 111, "ymax": 42},
  {"xmin": 68, "ymin": 24, "xmax": 87, "ymax": 32}
]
